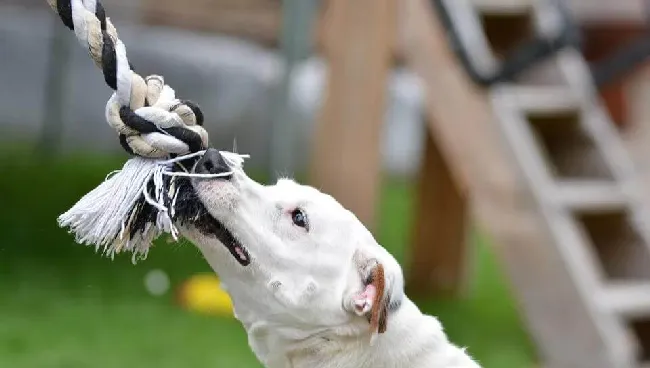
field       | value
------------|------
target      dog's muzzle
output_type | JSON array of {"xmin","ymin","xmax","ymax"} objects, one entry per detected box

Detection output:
[{"xmin": 186, "ymin": 148, "xmax": 251, "ymax": 266}]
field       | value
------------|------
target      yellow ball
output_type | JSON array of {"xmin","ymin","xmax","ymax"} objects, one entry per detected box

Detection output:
[{"xmin": 178, "ymin": 274, "xmax": 234, "ymax": 317}]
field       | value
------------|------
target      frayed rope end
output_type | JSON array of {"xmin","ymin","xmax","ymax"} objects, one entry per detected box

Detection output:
[
  {"xmin": 58, "ymin": 151, "xmax": 249, "ymax": 264},
  {"xmin": 58, "ymin": 156, "xmax": 160, "ymax": 263}
]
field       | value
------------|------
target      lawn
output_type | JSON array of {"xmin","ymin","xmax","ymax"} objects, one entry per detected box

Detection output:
[{"xmin": 0, "ymin": 148, "xmax": 537, "ymax": 367}]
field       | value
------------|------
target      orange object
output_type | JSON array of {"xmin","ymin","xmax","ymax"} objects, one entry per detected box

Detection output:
[{"xmin": 581, "ymin": 22, "xmax": 650, "ymax": 129}]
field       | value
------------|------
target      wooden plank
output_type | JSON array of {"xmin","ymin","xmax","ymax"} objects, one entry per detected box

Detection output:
[
  {"xmin": 498, "ymin": 86, "xmax": 580, "ymax": 115},
  {"xmin": 570, "ymin": 0, "xmax": 646, "ymax": 24},
  {"xmin": 309, "ymin": 0, "xmax": 396, "ymax": 230},
  {"xmin": 407, "ymin": 129, "xmax": 469, "ymax": 297},
  {"xmin": 469, "ymin": 0, "xmax": 533, "ymax": 14},
  {"xmin": 597, "ymin": 282, "xmax": 650, "ymax": 318},
  {"xmin": 551, "ymin": 181, "xmax": 627, "ymax": 211},
  {"xmin": 140, "ymin": 0, "xmax": 282, "ymax": 46},
  {"xmin": 397, "ymin": 0, "xmax": 618, "ymax": 367},
  {"xmin": 470, "ymin": 0, "xmax": 646, "ymax": 22}
]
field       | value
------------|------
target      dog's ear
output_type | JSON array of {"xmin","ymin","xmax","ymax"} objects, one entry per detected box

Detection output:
[
  {"xmin": 355, "ymin": 245, "xmax": 405, "ymax": 312},
  {"xmin": 345, "ymin": 248, "xmax": 404, "ymax": 337},
  {"xmin": 367, "ymin": 264, "xmax": 388, "ymax": 334}
]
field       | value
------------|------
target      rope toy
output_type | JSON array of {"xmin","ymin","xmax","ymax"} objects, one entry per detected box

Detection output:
[
  {"xmin": 47, "ymin": 0, "xmax": 207, "ymax": 157},
  {"xmin": 45, "ymin": 0, "xmax": 248, "ymax": 261}
]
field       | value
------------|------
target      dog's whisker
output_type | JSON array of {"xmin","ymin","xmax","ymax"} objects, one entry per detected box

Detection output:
[{"xmin": 161, "ymin": 171, "xmax": 233, "ymax": 178}]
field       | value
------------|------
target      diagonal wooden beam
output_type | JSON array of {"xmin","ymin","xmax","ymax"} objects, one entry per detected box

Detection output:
[{"xmin": 397, "ymin": 0, "xmax": 616, "ymax": 367}]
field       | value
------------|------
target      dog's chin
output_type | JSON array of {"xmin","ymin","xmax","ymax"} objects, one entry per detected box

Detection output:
[{"xmin": 173, "ymin": 176, "xmax": 251, "ymax": 266}]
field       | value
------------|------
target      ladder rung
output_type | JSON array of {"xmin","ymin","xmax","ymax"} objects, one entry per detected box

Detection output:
[
  {"xmin": 597, "ymin": 282, "xmax": 650, "ymax": 318},
  {"xmin": 469, "ymin": 0, "xmax": 533, "ymax": 14},
  {"xmin": 550, "ymin": 181, "xmax": 627, "ymax": 211},
  {"xmin": 495, "ymin": 86, "xmax": 580, "ymax": 115}
]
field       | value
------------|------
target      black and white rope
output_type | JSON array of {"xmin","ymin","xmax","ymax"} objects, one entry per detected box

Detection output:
[
  {"xmin": 46, "ymin": 0, "xmax": 208, "ymax": 158},
  {"xmin": 46, "ymin": 0, "xmax": 251, "ymax": 260}
]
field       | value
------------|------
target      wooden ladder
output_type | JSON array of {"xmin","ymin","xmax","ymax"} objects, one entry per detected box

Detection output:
[{"xmin": 400, "ymin": 0, "xmax": 650, "ymax": 367}]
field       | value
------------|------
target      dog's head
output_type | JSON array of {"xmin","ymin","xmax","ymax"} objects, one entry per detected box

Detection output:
[{"xmin": 176, "ymin": 149, "xmax": 404, "ymax": 339}]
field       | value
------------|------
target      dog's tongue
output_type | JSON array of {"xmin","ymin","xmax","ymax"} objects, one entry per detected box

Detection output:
[
  {"xmin": 224, "ymin": 241, "xmax": 251, "ymax": 266},
  {"xmin": 234, "ymin": 246, "xmax": 248, "ymax": 262}
]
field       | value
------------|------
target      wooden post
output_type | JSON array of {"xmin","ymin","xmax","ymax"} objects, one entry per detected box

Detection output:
[
  {"xmin": 408, "ymin": 130, "xmax": 469, "ymax": 297},
  {"xmin": 309, "ymin": 0, "xmax": 396, "ymax": 230}
]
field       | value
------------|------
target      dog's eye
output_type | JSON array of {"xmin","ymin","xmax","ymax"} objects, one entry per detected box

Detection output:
[{"xmin": 290, "ymin": 208, "xmax": 309, "ymax": 230}]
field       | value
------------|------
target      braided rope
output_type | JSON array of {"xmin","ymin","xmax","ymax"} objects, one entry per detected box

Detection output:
[
  {"xmin": 46, "ymin": 0, "xmax": 209, "ymax": 158},
  {"xmin": 45, "ymin": 0, "xmax": 254, "ymax": 261}
]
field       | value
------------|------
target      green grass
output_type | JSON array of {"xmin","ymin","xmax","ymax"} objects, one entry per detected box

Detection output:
[{"xmin": 0, "ymin": 148, "xmax": 536, "ymax": 367}]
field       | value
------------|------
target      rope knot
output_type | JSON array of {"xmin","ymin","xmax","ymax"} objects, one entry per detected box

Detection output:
[
  {"xmin": 105, "ymin": 75, "xmax": 209, "ymax": 158},
  {"xmin": 48, "ymin": 0, "xmax": 251, "ymax": 260},
  {"xmin": 47, "ymin": 0, "xmax": 209, "ymax": 159}
]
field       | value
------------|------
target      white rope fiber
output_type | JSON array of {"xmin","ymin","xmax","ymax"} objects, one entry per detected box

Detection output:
[{"xmin": 46, "ymin": 0, "xmax": 248, "ymax": 260}]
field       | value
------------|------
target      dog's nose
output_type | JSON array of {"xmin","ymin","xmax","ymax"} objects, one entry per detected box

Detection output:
[{"xmin": 195, "ymin": 148, "xmax": 231, "ymax": 175}]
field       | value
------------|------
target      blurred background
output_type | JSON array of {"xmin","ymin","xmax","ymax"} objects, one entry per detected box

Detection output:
[{"xmin": 4, "ymin": 0, "xmax": 650, "ymax": 367}]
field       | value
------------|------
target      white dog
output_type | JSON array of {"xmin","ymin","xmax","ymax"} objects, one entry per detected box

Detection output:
[{"xmin": 176, "ymin": 149, "xmax": 480, "ymax": 368}]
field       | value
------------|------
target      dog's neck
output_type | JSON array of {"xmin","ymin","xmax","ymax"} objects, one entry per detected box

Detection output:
[
  {"xmin": 233, "ymin": 296, "xmax": 451, "ymax": 368},
  {"xmin": 186, "ymin": 231, "xmax": 479, "ymax": 367}
]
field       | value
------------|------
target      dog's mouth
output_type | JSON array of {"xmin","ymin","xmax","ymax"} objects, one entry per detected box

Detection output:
[
  {"xmin": 124, "ymin": 150, "xmax": 251, "ymax": 266},
  {"xmin": 194, "ymin": 209, "xmax": 251, "ymax": 266},
  {"xmin": 173, "ymin": 175, "xmax": 251, "ymax": 266},
  {"xmin": 125, "ymin": 164, "xmax": 251, "ymax": 266}
]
